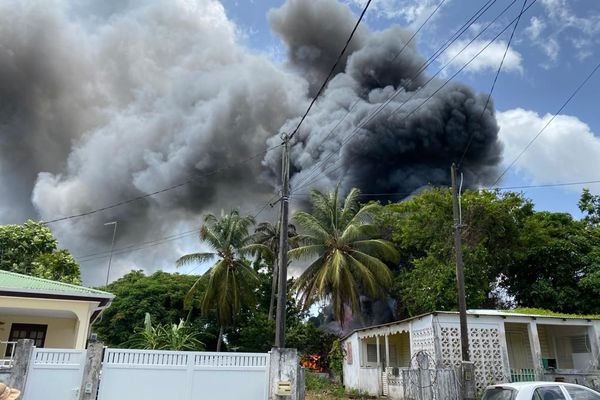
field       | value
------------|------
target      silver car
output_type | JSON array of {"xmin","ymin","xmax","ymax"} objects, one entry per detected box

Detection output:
[{"xmin": 482, "ymin": 382, "xmax": 600, "ymax": 400}]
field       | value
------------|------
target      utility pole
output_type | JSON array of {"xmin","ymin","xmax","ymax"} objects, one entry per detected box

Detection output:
[
  {"xmin": 451, "ymin": 163, "xmax": 474, "ymax": 400},
  {"xmin": 104, "ymin": 221, "xmax": 118, "ymax": 286},
  {"xmin": 275, "ymin": 134, "xmax": 290, "ymax": 348}
]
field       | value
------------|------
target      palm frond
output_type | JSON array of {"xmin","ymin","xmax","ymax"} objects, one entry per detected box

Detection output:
[
  {"xmin": 176, "ymin": 252, "xmax": 216, "ymax": 268},
  {"xmin": 288, "ymin": 244, "xmax": 327, "ymax": 260}
]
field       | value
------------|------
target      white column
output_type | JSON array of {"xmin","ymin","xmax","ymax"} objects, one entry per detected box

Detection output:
[
  {"xmin": 528, "ymin": 321, "xmax": 544, "ymax": 379},
  {"xmin": 376, "ymin": 335, "xmax": 381, "ymax": 366},
  {"xmin": 385, "ymin": 334, "xmax": 390, "ymax": 368}
]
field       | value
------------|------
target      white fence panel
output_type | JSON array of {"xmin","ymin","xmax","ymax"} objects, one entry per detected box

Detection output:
[
  {"xmin": 98, "ymin": 349, "xmax": 269, "ymax": 400},
  {"xmin": 23, "ymin": 348, "xmax": 86, "ymax": 400}
]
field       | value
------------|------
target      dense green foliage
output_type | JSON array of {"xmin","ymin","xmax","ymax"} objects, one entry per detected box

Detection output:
[
  {"xmin": 94, "ymin": 271, "xmax": 213, "ymax": 347},
  {"xmin": 0, "ymin": 220, "xmax": 81, "ymax": 284},
  {"xmin": 291, "ymin": 187, "xmax": 399, "ymax": 323},
  {"xmin": 376, "ymin": 188, "xmax": 600, "ymax": 316}
]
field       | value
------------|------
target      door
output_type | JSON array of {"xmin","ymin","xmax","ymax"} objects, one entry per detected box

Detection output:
[{"xmin": 22, "ymin": 349, "xmax": 86, "ymax": 400}]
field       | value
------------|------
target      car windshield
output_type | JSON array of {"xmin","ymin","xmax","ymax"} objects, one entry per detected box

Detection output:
[{"xmin": 483, "ymin": 387, "xmax": 516, "ymax": 400}]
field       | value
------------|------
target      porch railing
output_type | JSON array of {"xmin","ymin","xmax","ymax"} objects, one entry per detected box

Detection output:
[
  {"xmin": 0, "ymin": 341, "xmax": 16, "ymax": 369},
  {"xmin": 511, "ymin": 368, "xmax": 536, "ymax": 382}
]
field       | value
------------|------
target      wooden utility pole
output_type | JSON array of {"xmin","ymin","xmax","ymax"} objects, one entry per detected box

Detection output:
[
  {"xmin": 275, "ymin": 135, "xmax": 290, "ymax": 348},
  {"xmin": 451, "ymin": 163, "xmax": 469, "ymax": 362}
]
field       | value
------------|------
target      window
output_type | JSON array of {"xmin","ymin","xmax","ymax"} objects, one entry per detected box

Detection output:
[
  {"xmin": 533, "ymin": 386, "xmax": 567, "ymax": 400},
  {"xmin": 565, "ymin": 386, "xmax": 600, "ymax": 400},
  {"xmin": 365, "ymin": 343, "xmax": 397, "ymax": 365},
  {"xmin": 482, "ymin": 388, "xmax": 516, "ymax": 400},
  {"xmin": 7, "ymin": 324, "xmax": 48, "ymax": 352}
]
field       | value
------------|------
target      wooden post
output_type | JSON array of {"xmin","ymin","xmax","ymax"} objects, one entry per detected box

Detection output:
[
  {"xmin": 7, "ymin": 339, "xmax": 34, "ymax": 393},
  {"xmin": 79, "ymin": 341, "xmax": 104, "ymax": 400},
  {"xmin": 385, "ymin": 334, "xmax": 390, "ymax": 368},
  {"xmin": 376, "ymin": 336, "xmax": 381, "ymax": 367}
]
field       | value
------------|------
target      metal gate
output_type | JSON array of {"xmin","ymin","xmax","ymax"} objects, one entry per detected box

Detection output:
[
  {"xmin": 97, "ymin": 349, "xmax": 270, "ymax": 400},
  {"xmin": 22, "ymin": 348, "xmax": 86, "ymax": 400}
]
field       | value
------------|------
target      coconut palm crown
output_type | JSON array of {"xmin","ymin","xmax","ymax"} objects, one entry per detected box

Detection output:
[
  {"xmin": 290, "ymin": 187, "xmax": 400, "ymax": 324},
  {"xmin": 176, "ymin": 210, "xmax": 267, "ymax": 351}
]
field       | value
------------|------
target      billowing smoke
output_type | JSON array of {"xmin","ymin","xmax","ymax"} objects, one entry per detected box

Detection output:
[
  {"xmin": 264, "ymin": 0, "xmax": 502, "ymax": 198},
  {"xmin": 0, "ymin": 0, "xmax": 503, "ymax": 286},
  {"xmin": 0, "ymin": 0, "xmax": 306, "ymax": 283}
]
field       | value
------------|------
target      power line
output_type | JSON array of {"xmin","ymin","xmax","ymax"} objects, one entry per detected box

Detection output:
[
  {"xmin": 76, "ymin": 193, "xmax": 280, "ymax": 263},
  {"xmin": 288, "ymin": 0, "xmax": 372, "ymax": 141},
  {"xmin": 458, "ymin": 0, "xmax": 528, "ymax": 166},
  {"xmin": 291, "ymin": 0, "xmax": 498, "ymax": 191},
  {"xmin": 493, "ymin": 59, "xmax": 600, "ymax": 186},
  {"xmin": 293, "ymin": 0, "xmax": 533, "ymax": 193},
  {"xmin": 43, "ymin": 145, "xmax": 281, "ymax": 225},
  {"xmin": 291, "ymin": 179, "xmax": 600, "ymax": 198}
]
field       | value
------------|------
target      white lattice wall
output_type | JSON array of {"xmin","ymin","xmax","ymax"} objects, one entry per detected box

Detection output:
[
  {"xmin": 439, "ymin": 326, "xmax": 507, "ymax": 391},
  {"xmin": 411, "ymin": 327, "xmax": 436, "ymax": 361}
]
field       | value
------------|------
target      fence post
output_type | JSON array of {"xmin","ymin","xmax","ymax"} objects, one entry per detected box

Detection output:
[
  {"xmin": 461, "ymin": 361, "xmax": 476, "ymax": 400},
  {"xmin": 7, "ymin": 339, "xmax": 34, "ymax": 392},
  {"xmin": 268, "ymin": 348, "xmax": 304, "ymax": 400},
  {"xmin": 79, "ymin": 341, "xmax": 104, "ymax": 400}
]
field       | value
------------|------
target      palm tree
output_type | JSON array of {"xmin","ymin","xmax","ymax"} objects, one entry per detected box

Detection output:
[
  {"xmin": 176, "ymin": 210, "xmax": 266, "ymax": 351},
  {"xmin": 290, "ymin": 187, "xmax": 400, "ymax": 324},
  {"xmin": 251, "ymin": 221, "xmax": 298, "ymax": 320}
]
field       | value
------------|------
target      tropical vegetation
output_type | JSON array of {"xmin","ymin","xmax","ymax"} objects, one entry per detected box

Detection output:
[
  {"xmin": 290, "ymin": 187, "xmax": 400, "ymax": 324},
  {"xmin": 175, "ymin": 210, "xmax": 266, "ymax": 351}
]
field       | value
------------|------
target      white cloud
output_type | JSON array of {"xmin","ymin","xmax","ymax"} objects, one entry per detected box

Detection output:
[
  {"xmin": 440, "ymin": 39, "xmax": 523, "ymax": 74},
  {"xmin": 346, "ymin": 0, "xmax": 448, "ymax": 27},
  {"xmin": 497, "ymin": 108, "xmax": 600, "ymax": 187},
  {"xmin": 541, "ymin": 38, "xmax": 559, "ymax": 62},
  {"xmin": 529, "ymin": 0, "xmax": 600, "ymax": 63},
  {"xmin": 525, "ymin": 16, "xmax": 545, "ymax": 40}
]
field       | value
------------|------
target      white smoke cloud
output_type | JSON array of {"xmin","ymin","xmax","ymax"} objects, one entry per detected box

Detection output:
[{"xmin": 0, "ymin": 0, "xmax": 306, "ymax": 284}]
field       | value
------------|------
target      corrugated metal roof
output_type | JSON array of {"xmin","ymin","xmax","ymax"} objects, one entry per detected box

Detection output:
[{"xmin": 0, "ymin": 270, "xmax": 113, "ymax": 298}]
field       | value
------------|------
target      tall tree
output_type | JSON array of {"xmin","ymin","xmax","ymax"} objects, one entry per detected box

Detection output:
[
  {"xmin": 376, "ymin": 188, "xmax": 534, "ymax": 316},
  {"xmin": 176, "ymin": 210, "xmax": 265, "ymax": 351},
  {"xmin": 0, "ymin": 220, "xmax": 81, "ymax": 284},
  {"xmin": 251, "ymin": 221, "xmax": 298, "ymax": 320},
  {"xmin": 290, "ymin": 187, "xmax": 399, "ymax": 324}
]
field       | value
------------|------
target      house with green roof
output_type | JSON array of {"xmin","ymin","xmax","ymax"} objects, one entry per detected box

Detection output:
[{"xmin": 0, "ymin": 270, "xmax": 113, "ymax": 353}]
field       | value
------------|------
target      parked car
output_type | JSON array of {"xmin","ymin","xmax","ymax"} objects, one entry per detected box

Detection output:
[{"xmin": 482, "ymin": 382, "xmax": 600, "ymax": 400}]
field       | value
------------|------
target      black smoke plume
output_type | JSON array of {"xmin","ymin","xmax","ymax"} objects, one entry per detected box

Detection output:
[
  {"xmin": 0, "ymin": 0, "xmax": 502, "ymax": 287},
  {"xmin": 264, "ymin": 0, "xmax": 502, "ymax": 199}
]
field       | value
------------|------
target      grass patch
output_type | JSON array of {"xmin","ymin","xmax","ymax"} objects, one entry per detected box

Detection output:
[
  {"xmin": 305, "ymin": 372, "xmax": 376, "ymax": 400},
  {"xmin": 506, "ymin": 308, "xmax": 600, "ymax": 320}
]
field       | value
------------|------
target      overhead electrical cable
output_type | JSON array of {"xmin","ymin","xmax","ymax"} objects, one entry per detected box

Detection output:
[
  {"xmin": 290, "ymin": 0, "xmax": 499, "ymax": 191},
  {"xmin": 287, "ymin": 0, "xmax": 372, "ymax": 141},
  {"xmin": 293, "ymin": 0, "xmax": 534, "ymax": 193},
  {"xmin": 43, "ymin": 144, "xmax": 282, "ymax": 224},
  {"xmin": 291, "ymin": 179, "xmax": 600, "ymax": 198},
  {"xmin": 458, "ymin": 0, "xmax": 528, "ymax": 167},
  {"xmin": 76, "ymin": 193, "xmax": 280, "ymax": 263}
]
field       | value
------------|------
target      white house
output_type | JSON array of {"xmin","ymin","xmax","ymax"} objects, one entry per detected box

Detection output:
[{"xmin": 341, "ymin": 310, "xmax": 600, "ymax": 398}]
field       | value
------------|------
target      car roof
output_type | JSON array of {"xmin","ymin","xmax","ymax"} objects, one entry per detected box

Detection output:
[{"xmin": 486, "ymin": 382, "xmax": 599, "ymax": 391}]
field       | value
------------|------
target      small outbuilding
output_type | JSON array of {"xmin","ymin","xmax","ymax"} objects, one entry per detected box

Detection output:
[
  {"xmin": 342, "ymin": 310, "xmax": 600, "ymax": 398},
  {"xmin": 0, "ymin": 270, "xmax": 113, "ymax": 359}
]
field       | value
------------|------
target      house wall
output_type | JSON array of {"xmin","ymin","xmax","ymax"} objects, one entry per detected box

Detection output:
[
  {"xmin": 341, "ymin": 333, "xmax": 382, "ymax": 396},
  {"xmin": 0, "ymin": 295, "xmax": 97, "ymax": 349},
  {"xmin": 343, "ymin": 334, "xmax": 361, "ymax": 391},
  {"xmin": 0, "ymin": 314, "xmax": 77, "ymax": 348}
]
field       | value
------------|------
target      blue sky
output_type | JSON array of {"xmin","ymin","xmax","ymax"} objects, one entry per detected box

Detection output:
[{"xmin": 222, "ymin": 0, "xmax": 600, "ymax": 216}]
